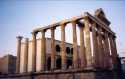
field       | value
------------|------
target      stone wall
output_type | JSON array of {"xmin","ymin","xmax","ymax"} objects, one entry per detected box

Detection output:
[{"xmin": 0, "ymin": 69, "xmax": 115, "ymax": 79}]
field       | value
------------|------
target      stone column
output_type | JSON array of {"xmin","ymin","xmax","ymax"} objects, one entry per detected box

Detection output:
[
  {"xmin": 112, "ymin": 36, "xmax": 118, "ymax": 59},
  {"xmin": 91, "ymin": 23, "xmax": 99, "ymax": 68},
  {"xmin": 103, "ymin": 32, "xmax": 111, "ymax": 68},
  {"xmin": 109, "ymin": 34, "xmax": 117, "ymax": 67},
  {"xmin": 84, "ymin": 17, "xmax": 92, "ymax": 68},
  {"xmin": 51, "ymin": 27, "xmax": 56, "ymax": 70},
  {"xmin": 41, "ymin": 30, "xmax": 46, "ymax": 71},
  {"xmin": 112, "ymin": 36, "xmax": 118, "ymax": 69},
  {"xmin": 16, "ymin": 36, "xmax": 23, "ymax": 73},
  {"xmin": 60, "ymin": 22, "xmax": 66, "ymax": 70},
  {"xmin": 79, "ymin": 24, "xmax": 87, "ymax": 68},
  {"xmin": 32, "ymin": 32, "xmax": 37, "ymax": 72},
  {"xmin": 24, "ymin": 38, "xmax": 29, "ymax": 73},
  {"xmin": 72, "ymin": 20, "xmax": 78, "ymax": 68},
  {"xmin": 97, "ymin": 28, "xmax": 105, "ymax": 68}
]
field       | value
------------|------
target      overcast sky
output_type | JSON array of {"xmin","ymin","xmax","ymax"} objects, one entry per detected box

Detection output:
[{"xmin": 0, "ymin": 0, "xmax": 125, "ymax": 57}]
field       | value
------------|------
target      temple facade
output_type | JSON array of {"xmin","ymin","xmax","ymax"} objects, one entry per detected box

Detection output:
[
  {"xmin": 16, "ymin": 8, "xmax": 118, "ymax": 73},
  {"xmin": 0, "ymin": 8, "xmax": 120, "ymax": 79}
]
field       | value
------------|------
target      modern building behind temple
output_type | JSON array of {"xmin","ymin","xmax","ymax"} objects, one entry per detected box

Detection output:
[
  {"xmin": 0, "ymin": 54, "xmax": 16, "ymax": 74},
  {"xmin": 19, "ymin": 38, "xmax": 80, "ymax": 73}
]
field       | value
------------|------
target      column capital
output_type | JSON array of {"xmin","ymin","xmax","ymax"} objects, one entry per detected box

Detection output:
[
  {"xmin": 91, "ymin": 22, "xmax": 97, "ymax": 28},
  {"xmin": 60, "ymin": 20, "xmax": 67, "ymax": 27},
  {"xmin": 50, "ymin": 27, "xmax": 56, "ymax": 30},
  {"xmin": 108, "ymin": 33, "xmax": 116, "ymax": 39},
  {"xmin": 16, "ymin": 36, "xmax": 23, "ymax": 40},
  {"xmin": 71, "ymin": 17, "xmax": 78, "ymax": 23},
  {"xmin": 103, "ymin": 31, "xmax": 108, "ymax": 38},
  {"xmin": 25, "ymin": 38, "xmax": 29, "ymax": 41},
  {"xmin": 84, "ymin": 12, "xmax": 90, "ymax": 21},
  {"xmin": 91, "ymin": 26, "xmax": 98, "ymax": 36},
  {"xmin": 97, "ymin": 27, "xmax": 104, "ymax": 36},
  {"xmin": 71, "ymin": 21, "xmax": 77, "ymax": 26},
  {"xmin": 31, "ymin": 31, "xmax": 38, "ymax": 35},
  {"xmin": 40, "ymin": 29, "xmax": 46, "ymax": 33}
]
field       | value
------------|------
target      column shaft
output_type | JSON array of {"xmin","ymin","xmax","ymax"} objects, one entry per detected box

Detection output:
[
  {"xmin": 41, "ymin": 30, "xmax": 46, "ymax": 71},
  {"xmin": 84, "ymin": 17, "xmax": 92, "ymax": 67},
  {"xmin": 61, "ymin": 23, "xmax": 66, "ymax": 70},
  {"xmin": 79, "ymin": 26, "xmax": 87, "ymax": 68},
  {"xmin": 16, "ymin": 36, "xmax": 23, "ymax": 73},
  {"xmin": 109, "ymin": 35, "xmax": 117, "ymax": 67},
  {"xmin": 51, "ymin": 28, "xmax": 56, "ymax": 70},
  {"xmin": 72, "ymin": 21, "xmax": 78, "ymax": 68},
  {"xmin": 112, "ymin": 36, "xmax": 118, "ymax": 68},
  {"xmin": 112, "ymin": 37, "xmax": 118, "ymax": 59},
  {"xmin": 112, "ymin": 37, "xmax": 117, "ymax": 56},
  {"xmin": 103, "ymin": 33, "xmax": 111, "ymax": 68},
  {"xmin": 92, "ymin": 23, "xmax": 99, "ymax": 68},
  {"xmin": 32, "ymin": 32, "xmax": 37, "ymax": 72},
  {"xmin": 97, "ymin": 28, "xmax": 105, "ymax": 68},
  {"xmin": 24, "ymin": 38, "xmax": 29, "ymax": 72}
]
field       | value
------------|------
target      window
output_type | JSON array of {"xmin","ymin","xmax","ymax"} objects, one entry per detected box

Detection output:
[
  {"xmin": 71, "ymin": 48, "xmax": 73, "ymax": 55},
  {"xmin": 66, "ymin": 47, "xmax": 70, "ymax": 54},
  {"xmin": 56, "ymin": 45, "xmax": 60, "ymax": 52}
]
